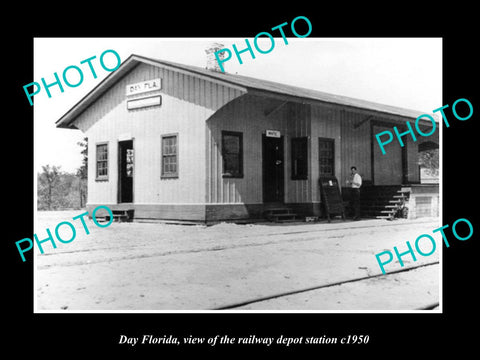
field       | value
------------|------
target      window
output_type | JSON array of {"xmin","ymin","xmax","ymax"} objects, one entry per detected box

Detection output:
[
  {"xmin": 222, "ymin": 131, "xmax": 243, "ymax": 178},
  {"xmin": 96, "ymin": 143, "xmax": 108, "ymax": 180},
  {"xmin": 318, "ymin": 138, "xmax": 334, "ymax": 177},
  {"xmin": 418, "ymin": 141, "xmax": 439, "ymax": 184},
  {"xmin": 161, "ymin": 134, "xmax": 178, "ymax": 178},
  {"xmin": 291, "ymin": 137, "xmax": 308, "ymax": 180}
]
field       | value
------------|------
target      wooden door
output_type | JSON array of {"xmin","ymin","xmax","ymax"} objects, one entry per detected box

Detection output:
[
  {"xmin": 262, "ymin": 135, "xmax": 284, "ymax": 202},
  {"xmin": 118, "ymin": 140, "xmax": 134, "ymax": 203}
]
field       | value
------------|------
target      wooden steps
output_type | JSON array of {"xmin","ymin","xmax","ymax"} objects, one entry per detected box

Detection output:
[
  {"xmin": 375, "ymin": 189, "xmax": 410, "ymax": 220},
  {"xmin": 264, "ymin": 207, "xmax": 297, "ymax": 222},
  {"xmin": 109, "ymin": 209, "xmax": 134, "ymax": 222},
  {"xmin": 359, "ymin": 186, "xmax": 410, "ymax": 219}
]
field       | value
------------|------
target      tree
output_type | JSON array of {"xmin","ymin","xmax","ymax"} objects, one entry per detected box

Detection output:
[
  {"xmin": 37, "ymin": 138, "xmax": 89, "ymax": 210},
  {"xmin": 76, "ymin": 137, "xmax": 88, "ymax": 208},
  {"xmin": 38, "ymin": 165, "xmax": 87, "ymax": 210},
  {"xmin": 418, "ymin": 148, "xmax": 439, "ymax": 176},
  {"xmin": 38, "ymin": 165, "xmax": 62, "ymax": 210},
  {"xmin": 76, "ymin": 137, "xmax": 88, "ymax": 179}
]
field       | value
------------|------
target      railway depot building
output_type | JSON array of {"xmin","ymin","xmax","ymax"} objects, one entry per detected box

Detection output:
[{"xmin": 56, "ymin": 53, "xmax": 439, "ymax": 222}]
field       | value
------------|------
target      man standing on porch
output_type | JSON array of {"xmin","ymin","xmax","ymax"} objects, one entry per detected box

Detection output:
[{"xmin": 347, "ymin": 166, "xmax": 362, "ymax": 220}]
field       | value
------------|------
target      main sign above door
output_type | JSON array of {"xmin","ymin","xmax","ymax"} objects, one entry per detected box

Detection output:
[{"xmin": 126, "ymin": 78, "xmax": 162, "ymax": 96}]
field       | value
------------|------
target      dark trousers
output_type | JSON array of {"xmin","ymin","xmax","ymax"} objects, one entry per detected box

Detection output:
[{"xmin": 351, "ymin": 188, "xmax": 361, "ymax": 219}]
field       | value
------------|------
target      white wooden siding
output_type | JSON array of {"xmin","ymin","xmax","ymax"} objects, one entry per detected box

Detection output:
[
  {"xmin": 206, "ymin": 95, "xmax": 313, "ymax": 205},
  {"xmin": 310, "ymin": 104, "xmax": 342, "ymax": 202},
  {"xmin": 340, "ymin": 110, "xmax": 373, "ymax": 184},
  {"xmin": 75, "ymin": 63, "xmax": 244, "ymax": 206}
]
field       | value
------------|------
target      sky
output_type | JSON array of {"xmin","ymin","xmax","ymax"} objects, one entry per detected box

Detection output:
[{"xmin": 33, "ymin": 37, "xmax": 442, "ymax": 174}]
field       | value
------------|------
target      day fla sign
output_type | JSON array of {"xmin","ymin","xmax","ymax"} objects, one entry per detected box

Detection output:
[{"xmin": 126, "ymin": 78, "xmax": 162, "ymax": 96}]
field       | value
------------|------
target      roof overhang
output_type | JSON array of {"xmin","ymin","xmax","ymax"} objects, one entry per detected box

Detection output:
[
  {"xmin": 55, "ymin": 54, "xmax": 248, "ymax": 129},
  {"xmin": 56, "ymin": 55, "xmax": 140, "ymax": 129},
  {"xmin": 56, "ymin": 54, "xmax": 438, "ymax": 129}
]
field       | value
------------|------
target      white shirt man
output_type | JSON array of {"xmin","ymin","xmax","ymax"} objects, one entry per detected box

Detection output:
[
  {"xmin": 351, "ymin": 171, "xmax": 362, "ymax": 188},
  {"xmin": 347, "ymin": 166, "xmax": 362, "ymax": 219}
]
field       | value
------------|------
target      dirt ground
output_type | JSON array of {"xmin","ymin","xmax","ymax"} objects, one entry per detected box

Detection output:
[{"xmin": 34, "ymin": 211, "xmax": 441, "ymax": 311}]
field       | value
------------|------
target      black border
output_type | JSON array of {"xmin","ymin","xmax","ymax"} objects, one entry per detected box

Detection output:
[{"xmin": 7, "ymin": 6, "xmax": 479, "ymax": 356}]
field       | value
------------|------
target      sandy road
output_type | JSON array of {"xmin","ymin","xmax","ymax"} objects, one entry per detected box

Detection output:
[
  {"xmin": 34, "ymin": 211, "xmax": 441, "ymax": 311},
  {"xmin": 221, "ymin": 262, "xmax": 439, "ymax": 310}
]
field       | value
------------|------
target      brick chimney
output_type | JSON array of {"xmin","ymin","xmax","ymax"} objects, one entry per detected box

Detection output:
[{"xmin": 205, "ymin": 42, "xmax": 225, "ymax": 72}]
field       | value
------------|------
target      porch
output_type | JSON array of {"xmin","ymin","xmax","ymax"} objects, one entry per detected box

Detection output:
[{"xmin": 342, "ymin": 183, "xmax": 439, "ymax": 220}]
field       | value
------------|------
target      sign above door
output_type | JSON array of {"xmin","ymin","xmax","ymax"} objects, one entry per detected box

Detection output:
[{"xmin": 266, "ymin": 129, "xmax": 281, "ymax": 138}]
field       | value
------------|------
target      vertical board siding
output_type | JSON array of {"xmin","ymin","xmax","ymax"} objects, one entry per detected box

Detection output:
[
  {"xmin": 340, "ymin": 110, "xmax": 372, "ymax": 185},
  {"xmin": 372, "ymin": 124, "xmax": 403, "ymax": 185},
  {"xmin": 67, "ymin": 59, "xmax": 427, "ymax": 217},
  {"xmin": 407, "ymin": 136, "xmax": 420, "ymax": 183},
  {"xmin": 206, "ymin": 96, "xmax": 312, "ymax": 205},
  {"xmin": 286, "ymin": 102, "xmax": 310, "ymax": 204},
  {"xmin": 75, "ymin": 63, "xmax": 244, "ymax": 207},
  {"xmin": 310, "ymin": 104, "xmax": 342, "ymax": 202}
]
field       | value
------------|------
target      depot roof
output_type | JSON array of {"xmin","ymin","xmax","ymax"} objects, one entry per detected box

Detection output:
[{"xmin": 56, "ymin": 54, "xmax": 434, "ymax": 129}]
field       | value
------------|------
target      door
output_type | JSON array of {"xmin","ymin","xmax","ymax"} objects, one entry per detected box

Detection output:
[
  {"xmin": 373, "ymin": 125, "xmax": 403, "ymax": 185},
  {"xmin": 262, "ymin": 134, "xmax": 284, "ymax": 202},
  {"xmin": 118, "ymin": 140, "xmax": 133, "ymax": 203}
]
